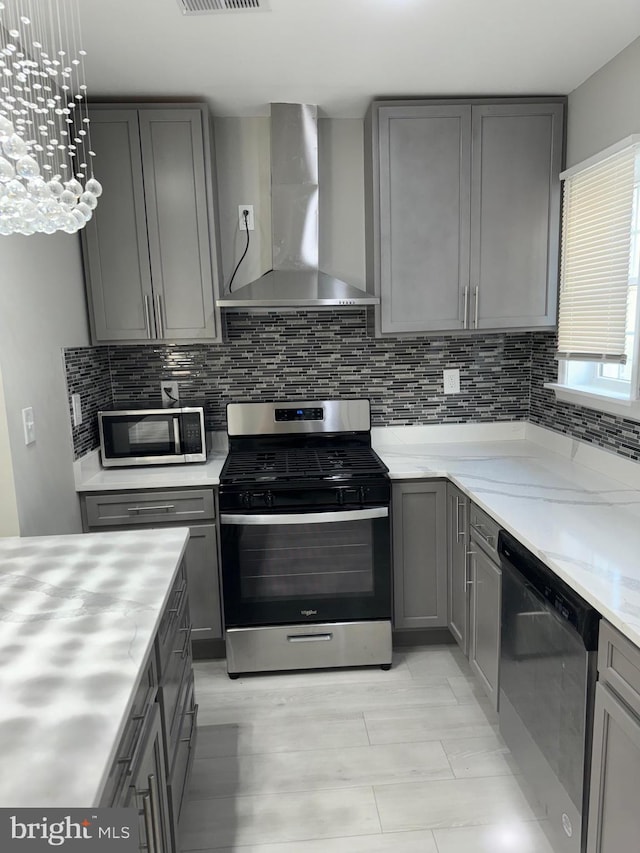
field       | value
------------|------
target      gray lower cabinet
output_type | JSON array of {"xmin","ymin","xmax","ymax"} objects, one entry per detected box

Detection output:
[
  {"xmin": 106, "ymin": 559, "xmax": 197, "ymax": 852},
  {"xmin": 82, "ymin": 104, "xmax": 221, "ymax": 344},
  {"xmin": 447, "ymin": 483, "xmax": 469, "ymax": 654},
  {"xmin": 123, "ymin": 703, "xmax": 172, "ymax": 853},
  {"xmin": 392, "ymin": 480, "xmax": 447, "ymax": 629},
  {"xmin": 468, "ymin": 504, "xmax": 502, "ymax": 709},
  {"xmin": 183, "ymin": 523, "xmax": 222, "ymax": 641},
  {"xmin": 81, "ymin": 488, "xmax": 222, "ymax": 641},
  {"xmin": 366, "ymin": 98, "xmax": 565, "ymax": 335},
  {"xmin": 587, "ymin": 621, "xmax": 640, "ymax": 852}
]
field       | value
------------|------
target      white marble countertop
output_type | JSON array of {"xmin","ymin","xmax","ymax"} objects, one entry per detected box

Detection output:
[
  {"xmin": 0, "ymin": 527, "xmax": 189, "ymax": 808},
  {"xmin": 74, "ymin": 448, "xmax": 227, "ymax": 492},
  {"xmin": 373, "ymin": 423, "xmax": 640, "ymax": 649},
  {"xmin": 72, "ymin": 421, "xmax": 640, "ymax": 649}
]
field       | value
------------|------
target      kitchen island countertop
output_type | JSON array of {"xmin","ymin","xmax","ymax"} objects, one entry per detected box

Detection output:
[{"xmin": 0, "ymin": 527, "xmax": 189, "ymax": 807}]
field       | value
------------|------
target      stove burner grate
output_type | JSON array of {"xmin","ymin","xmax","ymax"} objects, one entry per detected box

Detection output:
[{"xmin": 222, "ymin": 446, "xmax": 387, "ymax": 482}]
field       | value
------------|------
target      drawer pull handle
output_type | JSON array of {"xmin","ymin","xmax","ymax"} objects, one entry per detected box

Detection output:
[
  {"xmin": 287, "ymin": 633, "xmax": 333, "ymax": 643},
  {"xmin": 127, "ymin": 504, "xmax": 176, "ymax": 514},
  {"xmin": 117, "ymin": 704, "xmax": 151, "ymax": 771},
  {"xmin": 472, "ymin": 522, "xmax": 495, "ymax": 548},
  {"xmin": 181, "ymin": 702, "xmax": 199, "ymax": 742},
  {"xmin": 168, "ymin": 581, "xmax": 187, "ymax": 615},
  {"xmin": 173, "ymin": 626, "xmax": 192, "ymax": 657}
]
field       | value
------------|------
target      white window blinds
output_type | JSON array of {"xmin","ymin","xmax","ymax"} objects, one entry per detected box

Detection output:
[{"xmin": 557, "ymin": 138, "xmax": 639, "ymax": 363}]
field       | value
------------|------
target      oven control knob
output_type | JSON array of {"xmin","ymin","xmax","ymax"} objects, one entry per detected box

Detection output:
[
  {"xmin": 241, "ymin": 492, "xmax": 252, "ymax": 509},
  {"xmin": 265, "ymin": 491, "xmax": 274, "ymax": 508},
  {"xmin": 359, "ymin": 486, "xmax": 368, "ymax": 504},
  {"xmin": 337, "ymin": 489, "xmax": 345, "ymax": 506}
]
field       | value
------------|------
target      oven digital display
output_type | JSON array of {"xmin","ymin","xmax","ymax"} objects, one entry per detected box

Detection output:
[{"xmin": 275, "ymin": 407, "xmax": 324, "ymax": 422}]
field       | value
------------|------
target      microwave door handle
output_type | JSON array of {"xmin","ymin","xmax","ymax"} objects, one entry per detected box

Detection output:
[
  {"xmin": 173, "ymin": 417, "xmax": 181, "ymax": 454},
  {"xmin": 221, "ymin": 508, "xmax": 389, "ymax": 525}
]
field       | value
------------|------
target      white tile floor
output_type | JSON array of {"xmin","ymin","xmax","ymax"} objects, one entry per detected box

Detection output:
[{"xmin": 179, "ymin": 644, "xmax": 556, "ymax": 853}]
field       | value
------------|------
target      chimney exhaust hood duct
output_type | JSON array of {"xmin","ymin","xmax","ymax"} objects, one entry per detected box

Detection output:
[{"xmin": 217, "ymin": 103, "xmax": 378, "ymax": 310}]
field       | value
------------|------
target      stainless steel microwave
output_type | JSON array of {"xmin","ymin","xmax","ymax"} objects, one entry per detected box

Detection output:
[{"xmin": 98, "ymin": 407, "xmax": 206, "ymax": 467}]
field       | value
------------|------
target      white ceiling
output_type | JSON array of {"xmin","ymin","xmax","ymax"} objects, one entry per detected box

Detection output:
[{"xmin": 80, "ymin": 0, "xmax": 640, "ymax": 117}]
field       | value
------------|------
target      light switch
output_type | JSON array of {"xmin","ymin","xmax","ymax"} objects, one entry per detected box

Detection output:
[{"xmin": 22, "ymin": 407, "xmax": 35, "ymax": 445}]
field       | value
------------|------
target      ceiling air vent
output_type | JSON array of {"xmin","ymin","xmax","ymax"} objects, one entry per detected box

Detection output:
[{"xmin": 177, "ymin": 0, "xmax": 270, "ymax": 13}]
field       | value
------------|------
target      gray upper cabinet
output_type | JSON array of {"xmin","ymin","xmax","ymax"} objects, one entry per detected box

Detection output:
[
  {"xmin": 366, "ymin": 97, "xmax": 565, "ymax": 336},
  {"xmin": 470, "ymin": 103, "xmax": 564, "ymax": 329},
  {"xmin": 82, "ymin": 110, "xmax": 153, "ymax": 342},
  {"xmin": 392, "ymin": 480, "xmax": 448, "ymax": 629},
  {"xmin": 82, "ymin": 104, "xmax": 221, "ymax": 344},
  {"xmin": 374, "ymin": 105, "xmax": 471, "ymax": 334}
]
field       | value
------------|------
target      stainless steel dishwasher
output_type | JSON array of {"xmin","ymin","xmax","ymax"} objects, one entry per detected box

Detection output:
[{"xmin": 498, "ymin": 530, "xmax": 601, "ymax": 853}]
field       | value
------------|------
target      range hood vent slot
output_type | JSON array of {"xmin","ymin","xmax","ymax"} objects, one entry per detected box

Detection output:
[{"xmin": 177, "ymin": 0, "xmax": 269, "ymax": 15}]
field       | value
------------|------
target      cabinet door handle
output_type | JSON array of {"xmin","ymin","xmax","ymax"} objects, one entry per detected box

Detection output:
[
  {"xmin": 156, "ymin": 294, "xmax": 164, "ymax": 339},
  {"xmin": 463, "ymin": 286, "xmax": 469, "ymax": 329},
  {"xmin": 474, "ymin": 286, "xmax": 479, "ymax": 329},
  {"xmin": 142, "ymin": 794, "xmax": 156, "ymax": 853},
  {"xmin": 143, "ymin": 295, "xmax": 152, "ymax": 340},
  {"xmin": 456, "ymin": 497, "xmax": 466, "ymax": 543},
  {"xmin": 148, "ymin": 774, "xmax": 163, "ymax": 853}
]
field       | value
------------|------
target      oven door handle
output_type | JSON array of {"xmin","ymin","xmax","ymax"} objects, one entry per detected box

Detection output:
[{"xmin": 220, "ymin": 507, "xmax": 389, "ymax": 525}]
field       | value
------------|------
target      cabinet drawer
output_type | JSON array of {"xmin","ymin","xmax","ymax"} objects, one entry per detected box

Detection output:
[
  {"xmin": 84, "ymin": 488, "xmax": 215, "ymax": 528},
  {"xmin": 169, "ymin": 673, "xmax": 198, "ymax": 825},
  {"xmin": 469, "ymin": 502, "xmax": 500, "ymax": 560},
  {"xmin": 598, "ymin": 620, "xmax": 640, "ymax": 718},
  {"xmin": 157, "ymin": 562, "xmax": 188, "ymax": 678},
  {"xmin": 162, "ymin": 609, "xmax": 193, "ymax": 762},
  {"xmin": 106, "ymin": 655, "xmax": 158, "ymax": 806}
]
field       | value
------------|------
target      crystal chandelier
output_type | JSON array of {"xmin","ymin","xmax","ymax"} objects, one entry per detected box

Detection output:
[{"xmin": 0, "ymin": 0, "xmax": 101, "ymax": 236}]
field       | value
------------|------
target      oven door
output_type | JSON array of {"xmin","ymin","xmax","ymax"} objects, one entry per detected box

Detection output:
[{"xmin": 220, "ymin": 507, "xmax": 391, "ymax": 627}]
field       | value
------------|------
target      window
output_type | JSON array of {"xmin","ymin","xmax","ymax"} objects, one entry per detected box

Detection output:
[{"xmin": 550, "ymin": 136, "xmax": 640, "ymax": 415}]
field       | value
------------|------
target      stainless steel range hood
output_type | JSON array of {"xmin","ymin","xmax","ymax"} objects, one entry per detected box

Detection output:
[{"xmin": 217, "ymin": 103, "xmax": 378, "ymax": 310}]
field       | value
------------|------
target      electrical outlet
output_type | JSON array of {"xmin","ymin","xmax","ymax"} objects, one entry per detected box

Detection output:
[
  {"xmin": 443, "ymin": 368, "xmax": 461, "ymax": 395},
  {"xmin": 71, "ymin": 393, "xmax": 83, "ymax": 427},
  {"xmin": 160, "ymin": 381, "xmax": 180, "ymax": 408},
  {"xmin": 238, "ymin": 204, "xmax": 255, "ymax": 231}
]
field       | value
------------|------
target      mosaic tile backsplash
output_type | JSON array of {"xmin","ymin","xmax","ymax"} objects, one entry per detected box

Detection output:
[
  {"xmin": 64, "ymin": 310, "xmax": 533, "ymax": 459},
  {"xmin": 530, "ymin": 332, "xmax": 640, "ymax": 461},
  {"xmin": 64, "ymin": 346, "xmax": 112, "ymax": 459},
  {"xmin": 64, "ymin": 313, "xmax": 640, "ymax": 466}
]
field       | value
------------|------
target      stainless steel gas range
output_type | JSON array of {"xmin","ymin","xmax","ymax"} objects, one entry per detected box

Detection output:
[{"xmin": 219, "ymin": 399, "xmax": 392, "ymax": 677}]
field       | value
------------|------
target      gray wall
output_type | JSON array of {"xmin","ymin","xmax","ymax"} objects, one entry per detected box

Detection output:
[
  {"xmin": 0, "ymin": 366, "xmax": 19, "ymax": 537},
  {"xmin": 531, "ymin": 36, "xmax": 640, "ymax": 459},
  {"xmin": 567, "ymin": 36, "xmax": 640, "ymax": 166},
  {"xmin": 0, "ymin": 234, "xmax": 89, "ymax": 535},
  {"xmin": 213, "ymin": 116, "xmax": 366, "ymax": 292}
]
